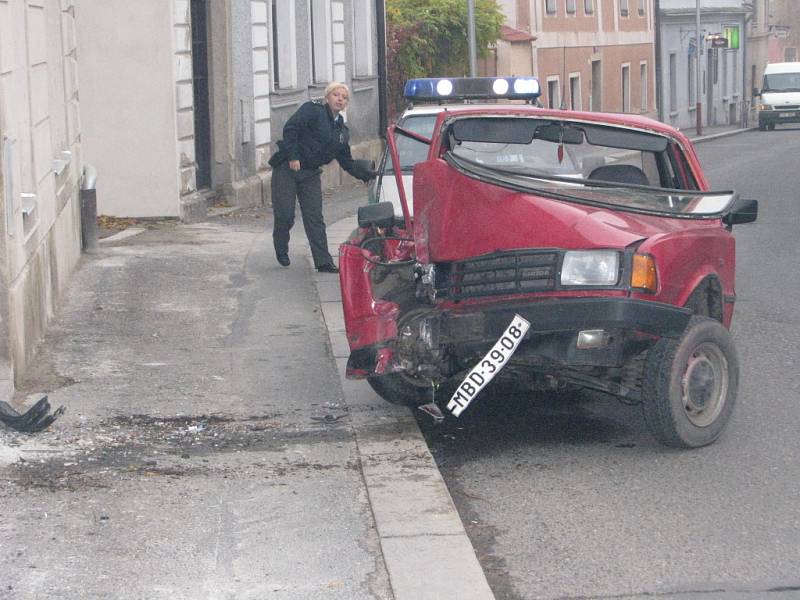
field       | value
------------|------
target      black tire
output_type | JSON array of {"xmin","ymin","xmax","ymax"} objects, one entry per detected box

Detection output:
[
  {"xmin": 367, "ymin": 374, "xmax": 433, "ymax": 407},
  {"xmin": 641, "ymin": 316, "xmax": 739, "ymax": 448}
]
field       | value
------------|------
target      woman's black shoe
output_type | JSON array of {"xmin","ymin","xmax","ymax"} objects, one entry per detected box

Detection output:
[
  {"xmin": 276, "ymin": 254, "xmax": 290, "ymax": 267},
  {"xmin": 317, "ymin": 263, "xmax": 339, "ymax": 274}
]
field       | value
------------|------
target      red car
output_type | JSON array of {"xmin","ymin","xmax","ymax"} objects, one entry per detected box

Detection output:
[{"xmin": 339, "ymin": 77, "xmax": 757, "ymax": 448}]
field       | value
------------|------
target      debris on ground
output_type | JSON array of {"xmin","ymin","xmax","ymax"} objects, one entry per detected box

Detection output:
[{"xmin": 0, "ymin": 395, "xmax": 65, "ymax": 433}]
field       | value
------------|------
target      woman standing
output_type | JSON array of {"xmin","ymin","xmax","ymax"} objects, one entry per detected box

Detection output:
[{"xmin": 268, "ymin": 82, "xmax": 375, "ymax": 273}]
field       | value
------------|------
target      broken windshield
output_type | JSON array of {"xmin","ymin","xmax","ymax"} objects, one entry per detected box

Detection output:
[{"xmin": 445, "ymin": 115, "xmax": 733, "ymax": 217}]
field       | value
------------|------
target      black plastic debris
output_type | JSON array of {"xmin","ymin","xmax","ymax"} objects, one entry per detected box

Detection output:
[{"xmin": 0, "ymin": 395, "xmax": 65, "ymax": 433}]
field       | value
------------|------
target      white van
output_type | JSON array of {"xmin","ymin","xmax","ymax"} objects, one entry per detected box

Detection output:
[{"xmin": 754, "ymin": 62, "xmax": 800, "ymax": 131}]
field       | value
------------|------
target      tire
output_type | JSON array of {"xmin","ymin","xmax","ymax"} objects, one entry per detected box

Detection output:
[
  {"xmin": 367, "ymin": 373, "xmax": 433, "ymax": 407},
  {"xmin": 641, "ymin": 316, "xmax": 739, "ymax": 448}
]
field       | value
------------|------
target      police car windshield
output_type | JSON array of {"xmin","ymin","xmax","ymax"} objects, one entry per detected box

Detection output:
[{"xmin": 385, "ymin": 114, "xmax": 437, "ymax": 174}]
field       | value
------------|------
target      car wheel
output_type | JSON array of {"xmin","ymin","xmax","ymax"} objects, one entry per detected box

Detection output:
[
  {"xmin": 367, "ymin": 373, "xmax": 434, "ymax": 406},
  {"xmin": 641, "ymin": 316, "xmax": 739, "ymax": 448}
]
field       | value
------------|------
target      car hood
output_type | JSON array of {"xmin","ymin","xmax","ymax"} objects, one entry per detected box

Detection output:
[{"xmin": 413, "ymin": 161, "xmax": 706, "ymax": 263}]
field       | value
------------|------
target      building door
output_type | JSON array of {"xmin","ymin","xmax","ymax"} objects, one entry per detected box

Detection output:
[
  {"xmin": 591, "ymin": 60, "xmax": 602, "ymax": 111},
  {"xmin": 191, "ymin": 0, "xmax": 212, "ymax": 189}
]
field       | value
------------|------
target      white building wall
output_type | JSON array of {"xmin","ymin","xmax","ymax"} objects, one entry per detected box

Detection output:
[
  {"xmin": 0, "ymin": 0, "xmax": 83, "ymax": 386},
  {"xmin": 75, "ymin": 0, "xmax": 182, "ymax": 218},
  {"xmin": 251, "ymin": 0, "xmax": 272, "ymax": 172},
  {"xmin": 174, "ymin": 0, "xmax": 198, "ymax": 205}
]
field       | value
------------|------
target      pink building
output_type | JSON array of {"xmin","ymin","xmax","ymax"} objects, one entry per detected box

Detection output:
[{"xmin": 492, "ymin": 0, "xmax": 656, "ymax": 117}]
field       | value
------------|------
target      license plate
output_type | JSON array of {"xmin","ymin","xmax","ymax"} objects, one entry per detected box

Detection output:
[
  {"xmin": 447, "ymin": 314, "xmax": 531, "ymax": 417},
  {"xmin": 779, "ymin": 112, "xmax": 793, "ymax": 118}
]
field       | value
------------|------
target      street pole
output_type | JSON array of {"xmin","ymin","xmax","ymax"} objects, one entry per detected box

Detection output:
[
  {"xmin": 467, "ymin": 0, "xmax": 477, "ymax": 76},
  {"xmin": 696, "ymin": 0, "xmax": 703, "ymax": 135}
]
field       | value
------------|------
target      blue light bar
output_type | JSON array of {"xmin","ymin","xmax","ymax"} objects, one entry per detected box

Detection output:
[{"xmin": 403, "ymin": 77, "xmax": 541, "ymax": 102}]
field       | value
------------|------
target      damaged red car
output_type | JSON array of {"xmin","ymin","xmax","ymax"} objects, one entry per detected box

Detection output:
[{"xmin": 339, "ymin": 77, "xmax": 757, "ymax": 448}]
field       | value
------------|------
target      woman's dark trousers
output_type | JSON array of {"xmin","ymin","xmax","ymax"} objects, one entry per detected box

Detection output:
[{"xmin": 271, "ymin": 163, "xmax": 333, "ymax": 268}]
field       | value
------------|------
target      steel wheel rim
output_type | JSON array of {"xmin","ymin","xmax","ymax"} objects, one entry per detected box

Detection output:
[{"xmin": 681, "ymin": 342, "xmax": 728, "ymax": 427}]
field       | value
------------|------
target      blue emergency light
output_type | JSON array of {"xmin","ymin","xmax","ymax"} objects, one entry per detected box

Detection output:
[{"xmin": 403, "ymin": 77, "xmax": 541, "ymax": 102}]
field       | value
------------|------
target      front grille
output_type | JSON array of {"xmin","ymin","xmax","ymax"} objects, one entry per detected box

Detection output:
[{"xmin": 435, "ymin": 250, "xmax": 558, "ymax": 300}]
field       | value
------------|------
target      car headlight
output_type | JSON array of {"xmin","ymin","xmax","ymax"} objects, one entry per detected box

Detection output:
[{"xmin": 560, "ymin": 250, "xmax": 620, "ymax": 286}]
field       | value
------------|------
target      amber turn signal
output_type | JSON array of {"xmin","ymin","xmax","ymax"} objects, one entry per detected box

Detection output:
[{"xmin": 631, "ymin": 254, "xmax": 658, "ymax": 293}]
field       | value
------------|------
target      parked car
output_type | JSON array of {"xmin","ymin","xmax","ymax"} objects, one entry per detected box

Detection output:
[
  {"xmin": 754, "ymin": 62, "xmax": 800, "ymax": 131},
  {"xmin": 340, "ymin": 77, "xmax": 758, "ymax": 448}
]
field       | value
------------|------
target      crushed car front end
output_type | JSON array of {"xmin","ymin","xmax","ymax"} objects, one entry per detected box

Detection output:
[{"xmin": 339, "ymin": 78, "xmax": 757, "ymax": 446}]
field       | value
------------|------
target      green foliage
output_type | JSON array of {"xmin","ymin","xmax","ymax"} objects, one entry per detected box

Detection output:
[{"xmin": 386, "ymin": 0, "xmax": 504, "ymax": 119}]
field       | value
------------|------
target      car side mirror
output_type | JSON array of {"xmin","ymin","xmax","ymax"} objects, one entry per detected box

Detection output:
[
  {"xmin": 722, "ymin": 197, "xmax": 758, "ymax": 229},
  {"xmin": 358, "ymin": 201, "xmax": 395, "ymax": 229}
]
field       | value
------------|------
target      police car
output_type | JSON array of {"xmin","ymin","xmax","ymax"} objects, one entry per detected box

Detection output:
[{"xmin": 372, "ymin": 77, "xmax": 542, "ymax": 219}]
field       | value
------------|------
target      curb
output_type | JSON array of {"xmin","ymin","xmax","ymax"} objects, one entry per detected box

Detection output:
[
  {"xmin": 687, "ymin": 126, "xmax": 755, "ymax": 144},
  {"xmin": 311, "ymin": 217, "xmax": 495, "ymax": 600}
]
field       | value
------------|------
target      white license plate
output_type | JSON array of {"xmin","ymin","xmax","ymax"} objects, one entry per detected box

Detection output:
[
  {"xmin": 779, "ymin": 112, "xmax": 793, "ymax": 118},
  {"xmin": 447, "ymin": 314, "xmax": 531, "ymax": 417}
]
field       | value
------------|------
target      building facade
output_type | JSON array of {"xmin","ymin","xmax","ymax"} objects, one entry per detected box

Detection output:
[
  {"xmin": 0, "ymin": 0, "xmax": 84, "ymax": 391},
  {"xmin": 658, "ymin": 0, "xmax": 748, "ymax": 131},
  {"xmin": 0, "ymin": 0, "xmax": 383, "ymax": 392},
  {"xmin": 747, "ymin": 0, "xmax": 800, "ymax": 102},
  {"xmin": 74, "ymin": 0, "xmax": 383, "ymax": 221},
  {"xmin": 495, "ymin": 0, "xmax": 657, "ymax": 117}
]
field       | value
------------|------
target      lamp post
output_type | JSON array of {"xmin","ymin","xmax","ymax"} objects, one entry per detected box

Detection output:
[
  {"xmin": 468, "ymin": 0, "xmax": 477, "ymax": 76},
  {"xmin": 696, "ymin": 0, "xmax": 703, "ymax": 135}
]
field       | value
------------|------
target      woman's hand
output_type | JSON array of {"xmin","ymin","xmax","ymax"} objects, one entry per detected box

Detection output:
[{"xmin": 289, "ymin": 160, "xmax": 301, "ymax": 171}]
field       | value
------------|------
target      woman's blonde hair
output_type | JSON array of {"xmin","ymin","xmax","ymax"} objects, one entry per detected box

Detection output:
[{"xmin": 324, "ymin": 81, "xmax": 349, "ymax": 98}]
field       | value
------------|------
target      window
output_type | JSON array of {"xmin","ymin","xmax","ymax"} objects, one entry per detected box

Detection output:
[
  {"xmin": 637, "ymin": 0, "xmax": 645, "ymax": 16},
  {"xmin": 669, "ymin": 53, "xmax": 677, "ymax": 112},
  {"xmin": 546, "ymin": 0, "xmax": 556, "ymax": 15},
  {"xmin": 620, "ymin": 0, "xmax": 629, "ymax": 17},
  {"xmin": 353, "ymin": 0, "xmax": 373, "ymax": 77},
  {"xmin": 570, "ymin": 75, "xmax": 581, "ymax": 110},
  {"xmin": 271, "ymin": 0, "xmax": 297, "ymax": 89},
  {"xmin": 621, "ymin": 64, "xmax": 630, "ymax": 112},
  {"xmin": 640, "ymin": 63, "xmax": 647, "ymax": 112},
  {"xmin": 547, "ymin": 78, "xmax": 560, "ymax": 109},
  {"xmin": 310, "ymin": 0, "xmax": 332, "ymax": 84},
  {"xmin": 584, "ymin": 0, "xmax": 594, "ymax": 14},
  {"xmin": 591, "ymin": 60, "xmax": 602, "ymax": 111},
  {"xmin": 567, "ymin": 0, "xmax": 576, "ymax": 14}
]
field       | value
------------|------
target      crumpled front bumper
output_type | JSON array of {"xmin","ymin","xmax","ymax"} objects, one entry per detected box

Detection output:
[{"xmin": 346, "ymin": 296, "xmax": 693, "ymax": 379}]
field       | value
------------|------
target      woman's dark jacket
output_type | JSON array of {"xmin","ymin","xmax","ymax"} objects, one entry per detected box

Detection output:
[{"xmin": 268, "ymin": 100, "xmax": 373, "ymax": 182}]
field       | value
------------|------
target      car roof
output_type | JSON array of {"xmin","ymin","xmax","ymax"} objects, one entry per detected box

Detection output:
[
  {"xmin": 764, "ymin": 62, "xmax": 800, "ymax": 74},
  {"xmin": 400, "ymin": 103, "xmax": 686, "ymax": 140}
]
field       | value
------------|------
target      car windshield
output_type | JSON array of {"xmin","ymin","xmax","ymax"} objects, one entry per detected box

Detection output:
[
  {"xmin": 763, "ymin": 72, "xmax": 800, "ymax": 92},
  {"xmin": 445, "ymin": 115, "xmax": 734, "ymax": 217},
  {"xmin": 384, "ymin": 113, "xmax": 437, "ymax": 174}
]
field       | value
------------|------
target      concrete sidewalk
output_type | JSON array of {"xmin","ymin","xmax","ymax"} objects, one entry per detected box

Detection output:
[{"xmin": 0, "ymin": 188, "xmax": 492, "ymax": 600}]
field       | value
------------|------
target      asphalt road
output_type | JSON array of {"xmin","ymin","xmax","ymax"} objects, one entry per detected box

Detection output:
[{"xmin": 420, "ymin": 127, "xmax": 800, "ymax": 599}]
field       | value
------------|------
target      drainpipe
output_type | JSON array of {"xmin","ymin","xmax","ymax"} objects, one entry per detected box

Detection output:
[
  {"xmin": 376, "ymin": 0, "xmax": 388, "ymax": 136},
  {"xmin": 655, "ymin": 0, "xmax": 664, "ymax": 121},
  {"xmin": 80, "ymin": 164, "xmax": 98, "ymax": 253}
]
